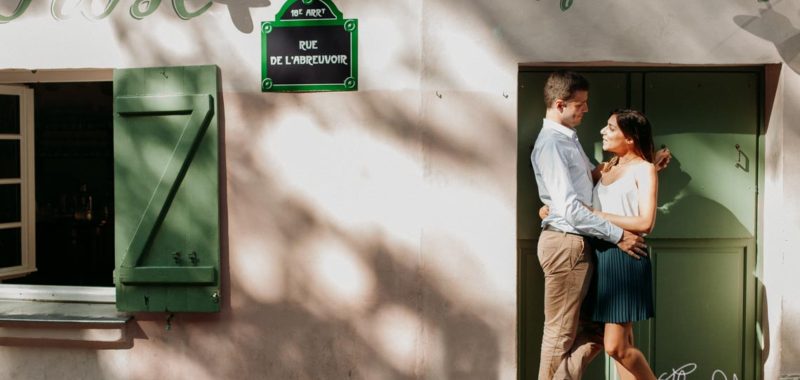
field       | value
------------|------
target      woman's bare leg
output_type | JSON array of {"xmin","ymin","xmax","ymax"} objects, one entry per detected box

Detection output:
[
  {"xmin": 615, "ymin": 359, "xmax": 636, "ymax": 380},
  {"xmin": 615, "ymin": 330, "xmax": 637, "ymax": 380},
  {"xmin": 604, "ymin": 323, "xmax": 656, "ymax": 380}
]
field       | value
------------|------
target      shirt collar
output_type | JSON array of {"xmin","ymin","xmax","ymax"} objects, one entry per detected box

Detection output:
[{"xmin": 542, "ymin": 118, "xmax": 577, "ymax": 139}]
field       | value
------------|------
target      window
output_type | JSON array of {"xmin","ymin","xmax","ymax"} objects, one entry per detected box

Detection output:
[
  {"xmin": 2, "ymin": 82, "xmax": 114, "ymax": 287},
  {"xmin": 0, "ymin": 66, "xmax": 222, "ymax": 313},
  {"xmin": 0, "ymin": 84, "xmax": 35, "ymax": 280},
  {"xmin": 2, "ymin": 81, "xmax": 115, "ymax": 287}
]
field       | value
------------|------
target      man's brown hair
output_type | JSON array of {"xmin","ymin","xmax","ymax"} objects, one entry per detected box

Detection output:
[{"xmin": 543, "ymin": 71, "xmax": 589, "ymax": 108}]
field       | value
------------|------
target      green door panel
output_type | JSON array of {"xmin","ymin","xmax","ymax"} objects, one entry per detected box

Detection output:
[
  {"xmin": 650, "ymin": 239, "xmax": 756, "ymax": 380},
  {"xmin": 113, "ymin": 65, "xmax": 221, "ymax": 312},
  {"xmin": 517, "ymin": 72, "xmax": 548, "ymax": 241},
  {"xmin": 517, "ymin": 242, "xmax": 544, "ymax": 380},
  {"xmin": 645, "ymin": 72, "xmax": 758, "ymax": 239}
]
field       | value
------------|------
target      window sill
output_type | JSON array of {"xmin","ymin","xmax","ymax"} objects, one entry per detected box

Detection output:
[
  {"xmin": 0, "ymin": 284, "xmax": 115, "ymax": 303},
  {"xmin": 0, "ymin": 286, "xmax": 132, "ymax": 347},
  {"xmin": 0, "ymin": 300, "xmax": 129, "ymax": 324}
]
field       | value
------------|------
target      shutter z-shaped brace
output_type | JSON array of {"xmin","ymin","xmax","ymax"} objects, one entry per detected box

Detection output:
[{"xmin": 115, "ymin": 94, "xmax": 216, "ymax": 285}]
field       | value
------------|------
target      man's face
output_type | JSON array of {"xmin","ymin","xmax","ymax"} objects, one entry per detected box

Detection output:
[{"xmin": 559, "ymin": 90, "xmax": 589, "ymax": 128}]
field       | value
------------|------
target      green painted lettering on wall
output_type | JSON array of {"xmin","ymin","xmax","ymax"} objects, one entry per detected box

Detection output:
[
  {"xmin": 0, "ymin": 0, "xmax": 31, "ymax": 23},
  {"xmin": 0, "ymin": 0, "xmax": 213, "ymax": 23},
  {"xmin": 51, "ymin": 0, "xmax": 119, "ymax": 20},
  {"xmin": 129, "ymin": 0, "xmax": 160, "ymax": 19},
  {"xmin": 172, "ymin": 0, "xmax": 213, "ymax": 20}
]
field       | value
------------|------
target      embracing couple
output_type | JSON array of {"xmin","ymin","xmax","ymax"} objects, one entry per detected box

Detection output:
[{"xmin": 531, "ymin": 71, "xmax": 671, "ymax": 380}]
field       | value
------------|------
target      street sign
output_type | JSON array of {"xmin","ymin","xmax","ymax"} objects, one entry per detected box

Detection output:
[{"xmin": 261, "ymin": 0, "xmax": 358, "ymax": 92}]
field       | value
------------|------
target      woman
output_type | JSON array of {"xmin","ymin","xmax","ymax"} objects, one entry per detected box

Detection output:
[{"xmin": 586, "ymin": 109, "xmax": 658, "ymax": 380}]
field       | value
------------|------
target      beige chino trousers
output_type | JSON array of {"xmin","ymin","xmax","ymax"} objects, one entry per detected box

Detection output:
[{"xmin": 537, "ymin": 230, "xmax": 603, "ymax": 380}]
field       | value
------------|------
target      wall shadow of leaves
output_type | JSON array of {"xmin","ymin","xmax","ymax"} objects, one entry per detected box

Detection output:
[
  {"xmin": 214, "ymin": 0, "xmax": 272, "ymax": 33},
  {"xmin": 734, "ymin": 4, "xmax": 800, "ymax": 74}
]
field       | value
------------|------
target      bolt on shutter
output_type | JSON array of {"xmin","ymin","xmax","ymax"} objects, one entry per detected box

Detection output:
[{"xmin": 113, "ymin": 65, "xmax": 220, "ymax": 312}]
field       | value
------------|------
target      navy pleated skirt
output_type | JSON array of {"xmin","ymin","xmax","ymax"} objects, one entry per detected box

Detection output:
[{"xmin": 584, "ymin": 239, "xmax": 654, "ymax": 323}]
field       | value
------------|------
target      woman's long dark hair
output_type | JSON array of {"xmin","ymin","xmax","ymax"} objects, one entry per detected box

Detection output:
[{"xmin": 611, "ymin": 109, "xmax": 655, "ymax": 163}]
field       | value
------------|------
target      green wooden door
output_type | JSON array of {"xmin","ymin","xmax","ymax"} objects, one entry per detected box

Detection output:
[
  {"xmin": 113, "ymin": 65, "xmax": 221, "ymax": 312},
  {"xmin": 644, "ymin": 72, "xmax": 758, "ymax": 379},
  {"xmin": 518, "ymin": 70, "xmax": 759, "ymax": 379}
]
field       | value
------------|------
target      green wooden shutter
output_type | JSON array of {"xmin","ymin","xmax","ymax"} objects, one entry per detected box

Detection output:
[{"xmin": 113, "ymin": 65, "xmax": 220, "ymax": 312}]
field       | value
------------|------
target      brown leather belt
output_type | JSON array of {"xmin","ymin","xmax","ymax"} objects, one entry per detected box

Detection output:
[{"xmin": 543, "ymin": 225, "xmax": 584, "ymax": 237}]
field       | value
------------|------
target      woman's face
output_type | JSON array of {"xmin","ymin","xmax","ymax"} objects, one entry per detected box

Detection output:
[{"xmin": 600, "ymin": 114, "xmax": 632, "ymax": 154}]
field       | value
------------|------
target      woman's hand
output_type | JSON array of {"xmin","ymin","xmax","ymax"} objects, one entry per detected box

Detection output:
[
  {"xmin": 654, "ymin": 147, "xmax": 671, "ymax": 172},
  {"xmin": 538, "ymin": 205, "xmax": 550, "ymax": 220},
  {"xmin": 592, "ymin": 162, "xmax": 609, "ymax": 183}
]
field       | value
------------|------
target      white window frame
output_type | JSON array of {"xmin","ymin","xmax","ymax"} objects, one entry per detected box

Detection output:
[
  {"xmin": 0, "ymin": 84, "xmax": 35, "ymax": 280},
  {"xmin": 0, "ymin": 69, "xmax": 115, "ymax": 304}
]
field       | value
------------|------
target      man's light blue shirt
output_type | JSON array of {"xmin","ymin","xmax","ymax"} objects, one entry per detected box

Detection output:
[{"xmin": 531, "ymin": 118, "xmax": 623, "ymax": 243}]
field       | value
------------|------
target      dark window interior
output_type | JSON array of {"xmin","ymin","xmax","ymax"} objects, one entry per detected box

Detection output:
[{"xmin": 5, "ymin": 82, "xmax": 114, "ymax": 287}]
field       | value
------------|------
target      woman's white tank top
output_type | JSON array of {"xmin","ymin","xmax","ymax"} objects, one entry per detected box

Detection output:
[{"xmin": 592, "ymin": 169, "xmax": 639, "ymax": 217}]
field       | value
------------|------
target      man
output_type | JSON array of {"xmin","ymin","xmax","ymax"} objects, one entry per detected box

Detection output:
[{"xmin": 531, "ymin": 71, "xmax": 656, "ymax": 379}]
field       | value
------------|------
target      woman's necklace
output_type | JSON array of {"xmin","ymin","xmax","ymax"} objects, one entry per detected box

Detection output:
[
  {"xmin": 616, "ymin": 155, "xmax": 639, "ymax": 166},
  {"xmin": 603, "ymin": 154, "xmax": 640, "ymax": 173}
]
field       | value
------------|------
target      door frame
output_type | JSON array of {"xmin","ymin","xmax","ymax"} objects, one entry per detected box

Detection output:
[{"xmin": 516, "ymin": 64, "xmax": 771, "ymax": 380}]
